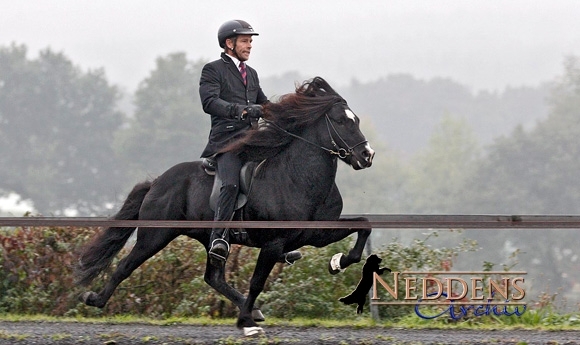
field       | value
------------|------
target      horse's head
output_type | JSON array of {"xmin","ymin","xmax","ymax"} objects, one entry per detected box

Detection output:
[
  {"xmin": 324, "ymin": 99, "xmax": 375, "ymax": 170},
  {"xmin": 224, "ymin": 77, "xmax": 375, "ymax": 169},
  {"xmin": 297, "ymin": 76, "xmax": 374, "ymax": 170}
]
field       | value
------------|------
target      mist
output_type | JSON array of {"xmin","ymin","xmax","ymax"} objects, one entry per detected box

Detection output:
[{"xmin": 2, "ymin": 0, "xmax": 579, "ymax": 92}]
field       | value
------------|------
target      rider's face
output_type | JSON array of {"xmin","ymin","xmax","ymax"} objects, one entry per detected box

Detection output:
[{"xmin": 228, "ymin": 35, "xmax": 253, "ymax": 61}]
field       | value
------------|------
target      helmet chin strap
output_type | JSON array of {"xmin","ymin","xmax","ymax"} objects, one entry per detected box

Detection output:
[
  {"xmin": 231, "ymin": 48, "xmax": 242, "ymax": 61},
  {"xmin": 228, "ymin": 37, "xmax": 243, "ymax": 61}
]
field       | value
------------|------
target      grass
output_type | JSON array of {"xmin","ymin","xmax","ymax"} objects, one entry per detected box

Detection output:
[
  {"xmin": 389, "ymin": 308, "xmax": 580, "ymax": 331},
  {"xmin": 0, "ymin": 330, "xmax": 29, "ymax": 341},
  {"xmin": 1, "ymin": 309, "xmax": 580, "ymax": 331}
]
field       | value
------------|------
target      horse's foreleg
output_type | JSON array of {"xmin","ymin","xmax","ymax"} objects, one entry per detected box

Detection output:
[
  {"xmin": 203, "ymin": 260, "xmax": 265, "ymax": 322},
  {"xmin": 236, "ymin": 244, "xmax": 283, "ymax": 336},
  {"xmin": 80, "ymin": 228, "xmax": 178, "ymax": 308},
  {"xmin": 328, "ymin": 217, "xmax": 372, "ymax": 275}
]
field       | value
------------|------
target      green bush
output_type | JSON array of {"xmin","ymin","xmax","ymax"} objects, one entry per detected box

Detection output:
[
  {"xmin": 0, "ymin": 225, "xmax": 303, "ymax": 318},
  {"xmin": 372, "ymin": 231, "xmax": 479, "ymax": 319},
  {"xmin": 260, "ymin": 240, "xmax": 362, "ymax": 319},
  {"xmin": 260, "ymin": 231, "xmax": 480, "ymax": 319},
  {"xmin": 0, "ymin": 225, "xmax": 90, "ymax": 315},
  {"xmin": 1, "ymin": 225, "xmax": 480, "ymax": 320}
]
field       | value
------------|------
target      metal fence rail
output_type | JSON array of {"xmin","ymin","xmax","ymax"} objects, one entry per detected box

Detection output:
[{"xmin": 1, "ymin": 214, "xmax": 580, "ymax": 229}]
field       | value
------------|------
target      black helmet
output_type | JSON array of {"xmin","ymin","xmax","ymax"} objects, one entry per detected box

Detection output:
[{"xmin": 218, "ymin": 20, "xmax": 259, "ymax": 48}]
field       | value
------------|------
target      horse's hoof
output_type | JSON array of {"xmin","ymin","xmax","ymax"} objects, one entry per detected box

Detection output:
[
  {"xmin": 79, "ymin": 291, "xmax": 106, "ymax": 308},
  {"xmin": 243, "ymin": 326, "xmax": 265, "ymax": 337},
  {"xmin": 79, "ymin": 291, "xmax": 94, "ymax": 304},
  {"xmin": 328, "ymin": 253, "xmax": 345, "ymax": 275},
  {"xmin": 252, "ymin": 308, "xmax": 265, "ymax": 322}
]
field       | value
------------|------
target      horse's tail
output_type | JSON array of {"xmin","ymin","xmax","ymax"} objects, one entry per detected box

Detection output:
[{"xmin": 74, "ymin": 180, "xmax": 152, "ymax": 286}]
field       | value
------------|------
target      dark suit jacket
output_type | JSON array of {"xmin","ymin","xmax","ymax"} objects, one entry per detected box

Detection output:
[{"xmin": 199, "ymin": 53, "xmax": 268, "ymax": 158}]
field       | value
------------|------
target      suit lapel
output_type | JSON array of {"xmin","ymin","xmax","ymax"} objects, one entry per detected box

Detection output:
[{"xmin": 222, "ymin": 53, "xmax": 246, "ymax": 87}]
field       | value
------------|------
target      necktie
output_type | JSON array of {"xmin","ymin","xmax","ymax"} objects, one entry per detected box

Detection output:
[{"xmin": 239, "ymin": 62, "xmax": 247, "ymax": 85}]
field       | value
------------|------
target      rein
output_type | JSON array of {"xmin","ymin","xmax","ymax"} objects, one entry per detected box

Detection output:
[{"xmin": 263, "ymin": 105, "xmax": 368, "ymax": 159}]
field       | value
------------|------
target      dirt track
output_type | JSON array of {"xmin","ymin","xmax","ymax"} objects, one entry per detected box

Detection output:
[{"xmin": 1, "ymin": 321, "xmax": 579, "ymax": 344}]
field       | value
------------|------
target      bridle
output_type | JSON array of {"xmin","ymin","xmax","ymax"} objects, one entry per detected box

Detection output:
[{"xmin": 263, "ymin": 102, "xmax": 368, "ymax": 159}]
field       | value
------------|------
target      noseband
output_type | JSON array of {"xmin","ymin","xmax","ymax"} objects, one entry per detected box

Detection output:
[{"xmin": 263, "ymin": 104, "xmax": 368, "ymax": 159}]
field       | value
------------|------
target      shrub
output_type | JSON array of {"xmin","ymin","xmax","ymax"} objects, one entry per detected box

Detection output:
[
  {"xmin": 0, "ymin": 225, "xmax": 479, "ymax": 320},
  {"xmin": 0, "ymin": 225, "xmax": 287, "ymax": 318}
]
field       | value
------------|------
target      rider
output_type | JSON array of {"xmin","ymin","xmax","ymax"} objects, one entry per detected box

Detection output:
[{"xmin": 199, "ymin": 19, "xmax": 267, "ymax": 267}]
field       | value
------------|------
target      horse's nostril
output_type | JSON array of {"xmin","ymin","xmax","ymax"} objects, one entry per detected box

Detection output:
[{"xmin": 364, "ymin": 149, "xmax": 375, "ymax": 162}]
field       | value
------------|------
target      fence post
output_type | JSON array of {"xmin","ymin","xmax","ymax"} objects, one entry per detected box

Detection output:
[{"xmin": 366, "ymin": 234, "xmax": 380, "ymax": 321}]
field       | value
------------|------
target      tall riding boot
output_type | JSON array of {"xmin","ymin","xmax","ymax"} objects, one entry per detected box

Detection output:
[{"xmin": 209, "ymin": 184, "xmax": 238, "ymax": 267}]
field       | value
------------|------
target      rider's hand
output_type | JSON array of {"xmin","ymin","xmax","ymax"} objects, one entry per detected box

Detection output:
[
  {"xmin": 237, "ymin": 105, "xmax": 262, "ymax": 124},
  {"xmin": 244, "ymin": 105, "xmax": 263, "ymax": 119},
  {"xmin": 237, "ymin": 109, "xmax": 251, "ymax": 124}
]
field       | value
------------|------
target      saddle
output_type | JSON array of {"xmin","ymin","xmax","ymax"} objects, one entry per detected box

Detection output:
[{"xmin": 202, "ymin": 157, "xmax": 265, "ymax": 212}]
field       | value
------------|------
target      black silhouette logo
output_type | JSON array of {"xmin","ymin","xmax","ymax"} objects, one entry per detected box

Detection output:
[{"xmin": 339, "ymin": 254, "xmax": 391, "ymax": 314}]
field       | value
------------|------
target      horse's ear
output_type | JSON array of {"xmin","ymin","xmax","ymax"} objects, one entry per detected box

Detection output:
[
  {"xmin": 312, "ymin": 77, "xmax": 338, "ymax": 96},
  {"xmin": 297, "ymin": 77, "xmax": 340, "ymax": 98},
  {"xmin": 312, "ymin": 77, "xmax": 326, "ymax": 90}
]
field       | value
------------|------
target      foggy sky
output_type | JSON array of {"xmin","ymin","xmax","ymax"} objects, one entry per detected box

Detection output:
[{"xmin": 2, "ymin": 0, "xmax": 580, "ymax": 92}]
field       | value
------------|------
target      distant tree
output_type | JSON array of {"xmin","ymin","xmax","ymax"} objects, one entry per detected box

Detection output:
[
  {"xmin": 341, "ymin": 74, "xmax": 549, "ymax": 154},
  {"xmin": 403, "ymin": 114, "xmax": 480, "ymax": 213},
  {"xmin": 336, "ymin": 117, "xmax": 410, "ymax": 215},
  {"xmin": 453, "ymin": 56, "xmax": 580, "ymax": 293},
  {"xmin": 0, "ymin": 44, "xmax": 125, "ymax": 215},
  {"xmin": 463, "ymin": 56, "xmax": 580, "ymax": 214},
  {"xmin": 260, "ymin": 71, "xmax": 305, "ymax": 99},
  {"xmin": 114, "ymin": 53, "xmax": 208, "ymax": 182}
]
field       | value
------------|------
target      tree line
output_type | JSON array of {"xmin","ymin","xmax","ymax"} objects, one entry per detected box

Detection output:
[
  {"xmin": 2, "ymin": 44, "xmax": 580, "ymax": 298},
  {"xmin": 3, "ymin": 43, "xmax": 574, "ymax": 217}
]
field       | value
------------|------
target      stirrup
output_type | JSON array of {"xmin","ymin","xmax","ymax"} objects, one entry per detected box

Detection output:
[
  {"xmin": 209, "ymin": 238, "xmax": 230, "ymax": 265},
  {"xmin": 202, "ymin": 157, "xmax": 216, "ymax": 175},
  {"xmin": 280, "ymin": 251, "xmax": 302, "ymax": 265}
]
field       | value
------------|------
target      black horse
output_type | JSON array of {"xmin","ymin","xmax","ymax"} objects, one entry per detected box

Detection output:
[{"xmin": 75, "ymin": 77, "xmax": 375, "ymax": 336}]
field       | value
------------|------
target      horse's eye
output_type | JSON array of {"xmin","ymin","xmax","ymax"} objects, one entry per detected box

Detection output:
[{"xmin": 332, "ymin": 113, "xmax": 345, "ymax": 125}]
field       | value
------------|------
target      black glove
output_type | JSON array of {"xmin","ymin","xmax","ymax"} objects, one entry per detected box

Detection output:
[{"xmin": 244, "ymin": 105, "xmax": 263, "ymax": 119}]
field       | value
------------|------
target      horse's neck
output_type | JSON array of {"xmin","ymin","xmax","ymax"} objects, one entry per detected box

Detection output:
[{"xmin": 279, "ymin": 129, "xmax": 338, "ymax": 185}]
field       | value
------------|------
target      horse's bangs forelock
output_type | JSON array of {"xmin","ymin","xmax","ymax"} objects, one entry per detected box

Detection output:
[
  {"xmin": 296, "ymin": 76, "xmax": 340, "ymax": 98},
  {"xmin": 266, "ymin": 77, "xmax": 343, "ymax": 122}
]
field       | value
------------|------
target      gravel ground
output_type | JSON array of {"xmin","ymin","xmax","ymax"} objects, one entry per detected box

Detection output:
[{"xmin": 1, "ymin": 321, "xmax": 579, "ymax": 344}]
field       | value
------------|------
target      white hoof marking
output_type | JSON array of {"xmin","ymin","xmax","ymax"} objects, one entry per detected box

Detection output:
[
  {"xmin": 81, "ymin": 292, "xmax": 92, "ymax": 303},
  {"xmin": 330, "ymin": 253, "xmax": 345, "ymax": 273},
  {"xmin": 243, "ymin": 326, "xmax": 264, "ymax": 337}
]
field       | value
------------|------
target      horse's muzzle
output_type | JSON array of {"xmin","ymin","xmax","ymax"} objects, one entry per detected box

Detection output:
[{"xmin": 352, "ymin": 144, "xmax": 375, "ymax": 170}]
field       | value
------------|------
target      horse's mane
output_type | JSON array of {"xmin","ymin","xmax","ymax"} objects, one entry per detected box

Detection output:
[{"xmin": 222, "ymin": 77, "xmax": 344, "ymax": 161}]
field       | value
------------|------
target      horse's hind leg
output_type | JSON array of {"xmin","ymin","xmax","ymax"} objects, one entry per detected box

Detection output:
[{"xmin": 81, "ymin": 227, "xmax": 179, "ymax": 308}]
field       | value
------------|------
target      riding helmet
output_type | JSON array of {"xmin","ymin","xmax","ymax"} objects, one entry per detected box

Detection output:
[{"xmin": 218, "ymin": 20, "xmax": 259, "ymax": 48}]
